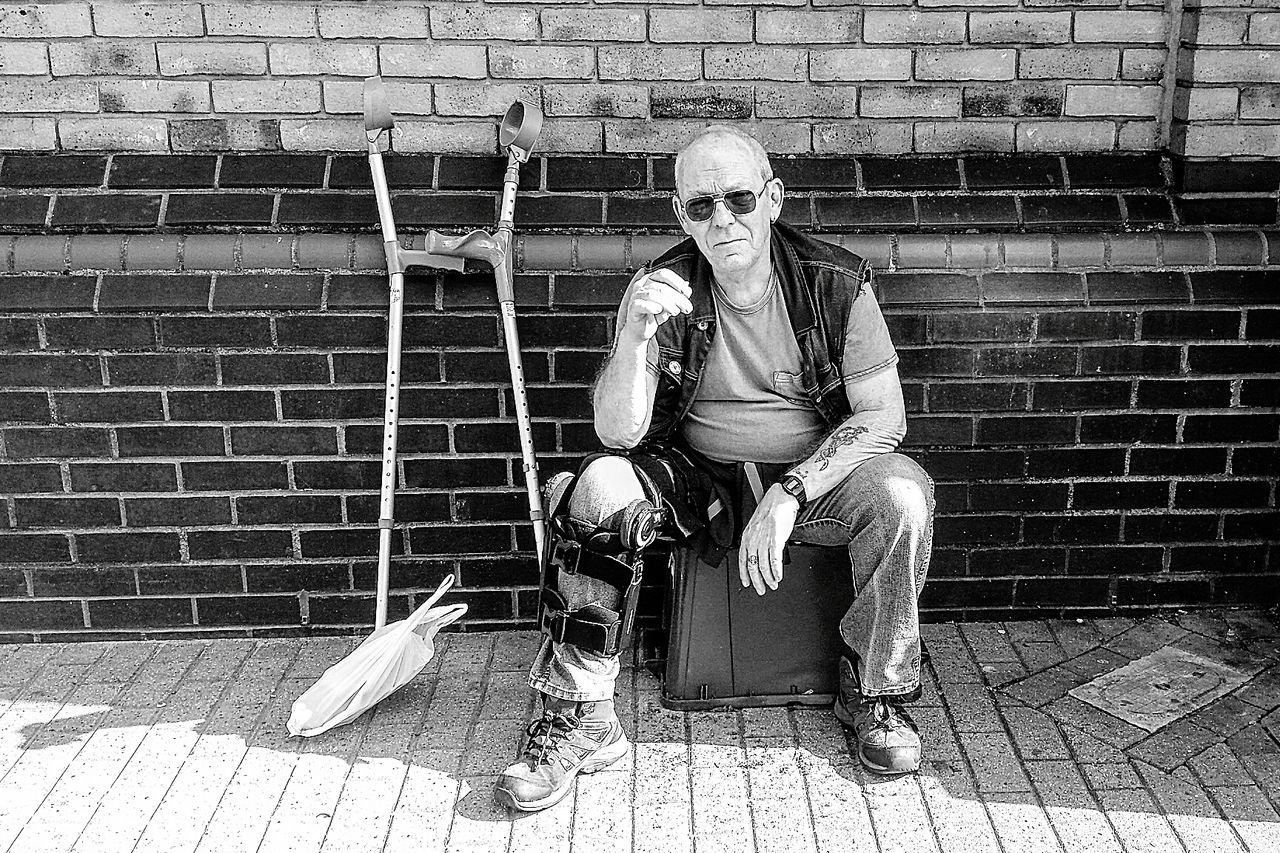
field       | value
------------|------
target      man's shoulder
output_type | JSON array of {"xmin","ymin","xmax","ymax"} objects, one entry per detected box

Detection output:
[
  {"xmin": 776, "ymin": 222, "xmax": 869, "ymax": 282},
  {"xmin": 641, "ymin": 237, "xmax": 699, "ymax": 277}
]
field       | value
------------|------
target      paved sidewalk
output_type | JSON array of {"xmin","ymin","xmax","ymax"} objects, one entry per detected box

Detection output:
[{"xmin": 1, "ymin": 609, "xmax": 1278, "ymax": 853}]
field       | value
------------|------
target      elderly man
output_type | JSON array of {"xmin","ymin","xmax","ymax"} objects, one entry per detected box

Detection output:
[{"xmin": 494, "ymin": 125, "xmax": 934, "ymax": 812}]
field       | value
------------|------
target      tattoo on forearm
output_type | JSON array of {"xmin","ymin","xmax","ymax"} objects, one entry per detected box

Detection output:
[{"xmin": 815, "ymin": 425, "xmax": 869, "ymax": 470}]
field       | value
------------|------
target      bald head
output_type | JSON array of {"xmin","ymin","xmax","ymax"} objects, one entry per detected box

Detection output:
[{"xmin": 674, "ymin": 125, "xmax": 773, "ymax": 196}]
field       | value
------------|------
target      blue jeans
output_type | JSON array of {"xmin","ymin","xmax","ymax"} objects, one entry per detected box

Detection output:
[{"xmin": 528, "ymin": 452, "xmax": 934, "ymax": 703}]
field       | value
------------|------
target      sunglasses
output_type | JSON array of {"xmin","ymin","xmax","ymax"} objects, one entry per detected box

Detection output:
[{"xmin": 678, "ymin": 183, "xmax": 769, "ymax": 222}]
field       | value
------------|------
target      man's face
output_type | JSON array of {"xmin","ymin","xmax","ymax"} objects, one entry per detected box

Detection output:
[{"xmin": 672, "ymin": 138, "xmax": 783, "ymax": 280}]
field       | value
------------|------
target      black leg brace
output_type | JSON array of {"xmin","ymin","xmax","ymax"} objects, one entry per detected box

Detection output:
[{"xmin": 537, "ymin": 453, "xmax": 666, "ymax": 657}]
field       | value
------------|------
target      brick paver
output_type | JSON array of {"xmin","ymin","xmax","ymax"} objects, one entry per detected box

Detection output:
[{"xmin": 1, "ymin": 609, "xmax": 1277, "ymax": 853}]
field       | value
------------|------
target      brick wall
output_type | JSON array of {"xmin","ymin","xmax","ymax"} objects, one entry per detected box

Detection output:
[
  {"xmin": 0, "ymin": 151, "xmax": 1277, "ymax": 639},
  {"xmin": 1175, "ymin": 4, "xmax": 1280, "ymax": 158},
  {"xmin": 0, "ymin": 1, "xmax": 1272, "ymax": 156}
]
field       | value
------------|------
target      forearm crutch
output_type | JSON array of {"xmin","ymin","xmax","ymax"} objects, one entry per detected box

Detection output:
[{"xmin": 363, "ymin": 77, "xmax": 547, "ymax": 629}]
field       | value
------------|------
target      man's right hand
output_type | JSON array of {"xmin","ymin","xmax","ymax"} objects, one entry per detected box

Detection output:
[{"xmin": 620, "ymin": 269, "xmax": 694, "ymax": 343}]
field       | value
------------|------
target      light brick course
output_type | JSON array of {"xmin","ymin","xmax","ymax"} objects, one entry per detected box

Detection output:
[
  {"xmin": 212, "ymin": 80, "xmax": 320, "ymax": 114},
  {"xmin": 1065, "ymin": 84, "xmax": 1163, "ymax": 117},
  {"xmin": 542, "ymin": 9, "xmax": 645, "ymax": 42},
  {"xmin": 0, "ymin": 43, "xmax": 49, "ymax": 75},
  {"xmin": 756, "ymin": 84, "xmax": 860, "ymax": 118},
  {"xmin": 317, "ymin": 3, "xmax": 430, "ymax": 39},
  {"xmin": 918, "ymin": 49, "xmax": 1017, "ymax": 81},
  {"xmin": 268, "ymin": 43, "xmax": 375, "ymax": 77},
  {"xmin": 205, "ymin": 4, "xmax": 317, "ymax": 37},
  {"xmin": 863, "ymin": 10, "xmax": 966, "ymax": 44},
  {"xmin": 650, "ymin": 9, "xmax": 752, "ymax": 43},
  {"xmin": 969, "ymin": 12, "xmax": 1072, "ymax": 45},
  {"xmin": 92, "ymin": 3, "xmax": 204, "ymax": 37},
  {"xmin": 0, "ymin": 3, "xmax": 91, "ymax": 38},
  {"xmin": 706, "ymin": 46, "xmax": 806, "ymax": 81},
  {"xmin": 756, "ymin": 10, "xmax": 860, "ymax": 44},
  {"xmin": 100, "ymin": 80, "xmax": 211, "ymax": 113},
  {"xmin": 599, "ymin": 47, "xmax": 700, "ymax": 81},
  {"xmin": 59, "ymin": 117, "xmax": 168, "ymax": 150},
  {"xmin": 490, "ymin": 46, "xmax": 594, "ymax": 80},
  {"xmin": 811, "ymin": 48, "xmax": 913, "ymax": 81},
  {"xmin": 1074, "ymin": 12, "xmax": 1169, "ymax": 45},
  {"xmin": 158, "ymin": 42, "xmax": 268, "ymax": 76},
  {"xmin": 545, "ymin": 83, "xmax": 648, "ymax": 118},
  {"xmin": 429, "ymin": 7, "xmax": 537, "ymax": 41},
  {"xmin": 49, "ymin": 41, "xmax": 158, "ymax": 76},
  {"xmin": 380, "ymin": 45, "xmax": 486, "ymax": 79}
]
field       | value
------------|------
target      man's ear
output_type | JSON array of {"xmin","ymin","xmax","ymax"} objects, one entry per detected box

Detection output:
[
  {"xmin": 768, "ymin": 178, "xmax": 785, "ymax": 223},
  {"xmin": 672, "ymin": 196, "xmax": 694, "ymax": 236}
]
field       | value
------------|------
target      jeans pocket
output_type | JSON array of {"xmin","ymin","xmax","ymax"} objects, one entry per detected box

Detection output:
[{"xmin": 771, "ymin": 370, "xmax": 807, "ymax": 405}]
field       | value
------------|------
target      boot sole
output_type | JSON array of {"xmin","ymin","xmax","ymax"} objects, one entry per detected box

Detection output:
[{"xmin": 494, "ymin": 731, "xmax": 631, "ymax": 813}]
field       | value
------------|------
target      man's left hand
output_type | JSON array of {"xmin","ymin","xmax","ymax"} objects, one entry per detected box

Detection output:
[{"xmin": 738, "ymin": 484, "xmax": 800, "ymax": 596}]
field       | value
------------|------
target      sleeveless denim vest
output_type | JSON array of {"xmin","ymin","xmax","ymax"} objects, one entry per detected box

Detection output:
[{"xmin": 636, "ymin": 221, "xmax": 873, "ymax": 449}]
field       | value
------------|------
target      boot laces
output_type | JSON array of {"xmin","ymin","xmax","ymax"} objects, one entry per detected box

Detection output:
[
  {"xmin": 521, "ymin": 711, "xmax": 581, "ymax": 766},
  {"xmin": 863, "ymin": 697, "xmax": 917, "ymax": 733}
]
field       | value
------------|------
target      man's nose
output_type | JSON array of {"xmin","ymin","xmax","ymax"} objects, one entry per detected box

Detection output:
[{"xmin": 709, "ymin": 198, "xmax": 736, "ymax": 227}]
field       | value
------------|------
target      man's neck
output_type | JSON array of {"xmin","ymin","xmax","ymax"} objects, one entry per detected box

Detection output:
[{"xmin": 712, "ymin": 254, "xmax": 774, "ymax": 306}]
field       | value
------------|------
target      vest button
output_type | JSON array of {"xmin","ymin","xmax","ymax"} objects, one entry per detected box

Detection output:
[{"xmin": 668, "ymin": 360, "xmax": 682, "ymax": 375}]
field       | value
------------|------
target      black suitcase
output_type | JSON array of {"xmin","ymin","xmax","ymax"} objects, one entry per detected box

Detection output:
[{"xmin": 660, "ymin": 542, "xmax": 854, "ymax": 710}]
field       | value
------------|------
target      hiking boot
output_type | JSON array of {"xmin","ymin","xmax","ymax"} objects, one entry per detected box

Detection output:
[
  {"xmin": 494, "ymin": 699, "xmax": 630, "ymax": 812},
  {"xmin": 835, "ymin": 693, "xmax": 922, "ymax": 775}
]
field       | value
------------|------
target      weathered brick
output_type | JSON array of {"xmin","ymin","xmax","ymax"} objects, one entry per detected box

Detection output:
[
  {"xmin": 204, "ymin": 3, "xmax": 318, "ymax": 37},
  {"xmin": 318, "ymin": 3, "xmax": 429, "ymax": 38},
  {"xmin": 917, "ymin": 121, "xmax": 1015, "ymax": 152},
  {"xmin": 59, "ymin": 118, "xmax": 168, "ymax": 151},
  {"xmin": 212, "ymin": 80, "xmax": 320, "ymax": 114},
  {"xmin": 100, "ymin": 80, "xmax": 210, "ymax": 113},
  {"xmin": 862, "ymin": 86, "xmax": 959, "ymax": 118},
  {"xmin": 605, "ymin": 119, "xmax": 716, "ymax": 153},
  {"xmin": 0, "ymin": 117, "xmax": 56, "ymax": 151},
  {"xmin": 1017, "ymin": 121, "xmax": 1116, "ymax": 152},
  {"xmin": 1118, "ymin": 122, "xmax": 1158, "ymax": 150},
  {"xmin": 429, "ymin": 6, "xmax": 536, "ymax": 41},
  {"xmin": 542, "ymin": 8, "xmax": 645, "ymax": 41},
  {"xmin": 705, "ymin": 46, "xmax": 805, "ymax": 81},
  {"xmin": 918, "ymin": 49, "xmax": 1016, "ymax": 81},
  {"xmin": 0, "ymin": 4, "xmax": 91, "ymax": 38},
  {"xmin": 1241, "ymin": 85, "xmax": 1280, "ymax": 119},
  {"xmin": 278, "ymin": 119, "xmax": 368, "ymax": 153},
  {"xmin": 490, "ymin": 46, "xmax": 593, "ymax": 80},
  {"xmin": 545, "ymin": 84, "xmax": 647, "ymax": 118},
  {"xmin": 268, "ymin": 43, "xmax": 374, "ymax": 77},
  {"xmin": 157, "ymin": 42, "xmax": 266, "ymax": 76},
  {"xmin": 1184, "ymin": 126, "xmax": 1280, "ymax": 157},
  {"xmin": 863, "ymin": 10, "xmax": 965, "ymax": 44},
  {"xmin": 650, "ymin": 9, "xmax": 752, "ymax": 43},
  {"xmin": 1194, "ymin": 12, "xmax": 1250, "ymax": 45},
  {"xmin": 810, "ymin": 48, "xmax": 912, "ymax": 81},
  {"xmin": 1191, "ymin": 49, "xmax": 1280, "ymax": 84},
  {"xmin": 970, "ymin": 12, "xmax": 1071, "ymax": 45},
  {"xmin": 599, "ymin": 47, "xmax": 700, "ymax": 81},
  {"xmin": 1122, "ymin": 48, "xmax": 1165, "ymax": 81},
  {"xmin": 322, "ymin": 80, "xmax": 431, "ymax": 116},
  {"xmin": 1185, "ymin": 87, "xmax": 1240, "ymax": 121},
  {"xmin": 0, "ymin": 43, "xmax": 50, "ymax": 75},
  {"xmin": 0, "ymin": 80, "xmax": 96, "ymax": 113},
  {"xmin": 1065, "ymin": 85, "xmax": 1162, "ymax": 117},
  {"xmin": 757, "ymin": 84, "xmax": 859, "ymax": 118},
  {"xmin": 523, "ymin": 119, "xmax": 602, "ymax": 154},
  {"xmin": 93, "ymin": 3, "xmax": 204, "ymax": 37},
  {"xmin": 814, "ymin": 121, "xmax": 913, "ymax": 154},
  {"xmin": 378, "ymin": 44, "xmax": 483, "ymax": 79},
  {"xmin": 757, "ymin": 10, "xmax": 860, "ymax": 44},
  {"xmin": 1075, "ymin": 12, "xmax": 1168, "ymax": 44},
  {"xmin": 433, "ymin": 82, "xmax": 539, "ymax": 117},
  {"xmin": 651, "ymin": 84, "xmax": 751, "ymax": 119},
  {"xmin": 1021, "ymin": 48, "xmax": 1118, "ymax": 82},
  {"xmin": 1252, "ymin": 13, "xmax": 1280, "ymax": 45}
]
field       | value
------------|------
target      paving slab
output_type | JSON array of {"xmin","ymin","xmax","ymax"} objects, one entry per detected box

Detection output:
[{"xmin": 0, "ymin": 609, "xmax": 1276, "ymax": 853}]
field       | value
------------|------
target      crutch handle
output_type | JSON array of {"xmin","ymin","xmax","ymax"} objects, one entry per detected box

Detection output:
[{"xmin": 425, "ymin": 229, "xmax": 505, "ymax": 268}]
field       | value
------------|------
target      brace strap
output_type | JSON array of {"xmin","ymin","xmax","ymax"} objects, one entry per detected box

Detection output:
[
  {"xmin": 551, "ymin": 537, "xmax": 637, "ymax": 592},
  {"xmin": 539, "ymin": 592, "xmax": 626, "ymax": 656}
]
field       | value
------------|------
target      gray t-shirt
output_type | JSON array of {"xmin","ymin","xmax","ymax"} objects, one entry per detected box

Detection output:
[{"xmin": 622, "ymin": 266, "xmax": 899, "ymax": 465}]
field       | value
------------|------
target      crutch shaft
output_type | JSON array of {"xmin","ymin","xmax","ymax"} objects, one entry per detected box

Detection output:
[{"xmin": 373, "ymin": 271, "xmax": 407, "ymax": 629}]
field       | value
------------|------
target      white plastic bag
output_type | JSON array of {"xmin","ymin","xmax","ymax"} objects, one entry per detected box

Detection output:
[{"xmin": 287, "ymin": 575, "xmax": 467, "ymax": 737}]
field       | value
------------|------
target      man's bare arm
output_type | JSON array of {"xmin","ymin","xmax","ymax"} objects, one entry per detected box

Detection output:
[
  {"xmin": 737, "ymin": 365, "xmax": 906, "ymax": 595},
  {"xmin": 593, "ymin": 269, "xmax": 693, "ymax": 448},
  {"xmin": 788, "ymin": 365, "xmax": 907, "ymax": 500}
]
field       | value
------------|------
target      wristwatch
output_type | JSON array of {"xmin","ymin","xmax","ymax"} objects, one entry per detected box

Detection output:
[{"xmin": 778, "ymin": 473, "xmax": 807, "ymax": 508}]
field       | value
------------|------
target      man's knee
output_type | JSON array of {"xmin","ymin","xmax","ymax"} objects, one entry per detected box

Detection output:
[
  {"xmin": 566, "ymin": 454, "xmax": 648, "ymax": 529},
  {"xmin": 853, "ymin": 453, "xmax": 934, "ymax": 528}
]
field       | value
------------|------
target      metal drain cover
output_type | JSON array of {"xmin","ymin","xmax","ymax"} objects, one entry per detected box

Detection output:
[{"xmin": 1069, "ymin": 646, "xmax": 1256, "ymax": 732}]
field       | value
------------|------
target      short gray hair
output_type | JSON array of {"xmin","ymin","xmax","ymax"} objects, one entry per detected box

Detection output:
[{"xmin": 674, "ymin": 125, "xmax": 773, "ymax": 194}]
